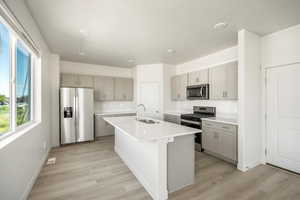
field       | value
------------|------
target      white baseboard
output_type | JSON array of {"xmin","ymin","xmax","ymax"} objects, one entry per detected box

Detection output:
[
  {"xmin": 21, "ymin": 148, "xmax": 50, "ymax": 200},
  {"xmin": 237, "ymin": 160, "xmax": 262, "ymax": 172},
  {"xmin": 115, "ymin": 146, "xmax": 159, "ymax": 200}
]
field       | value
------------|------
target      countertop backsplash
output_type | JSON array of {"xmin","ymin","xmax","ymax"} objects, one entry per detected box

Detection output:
[
  {"xmin": 94, "ymin": 101, "xmax": 136, "ymax": 113},
  {"xmin": 175, "ymin": 100, "xmax": 238, "ymax": 119}
]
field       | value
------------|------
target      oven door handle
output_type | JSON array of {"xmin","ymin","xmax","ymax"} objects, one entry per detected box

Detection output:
[
  {"xmin": 181, "ymin": 119, "xmax": 200, "ymax": 125},
  {"xmin": 200, "ymin": 87, "xmax": 203, "ymax": 97}
]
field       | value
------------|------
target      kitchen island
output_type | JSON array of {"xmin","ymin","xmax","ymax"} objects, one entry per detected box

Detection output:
[{"xmin": 103, "ymin": 116, "xmax": 199, "ymax": 200}]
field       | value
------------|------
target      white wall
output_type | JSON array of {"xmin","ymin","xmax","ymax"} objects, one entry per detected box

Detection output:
[
  {"xmin": 175, "ymin": 46, "xmax": 238, "ymax": 116},
  {"xmin": 238, "ymin": 30, "xmax": 262, "ymax": 171},
  {"xmin": 0, "ymin": 1, "xmax": 52, "ymax": 199},
  {"xmin": 176, "ymin": 46, "xmax": 238, "ymax": 74},
  {"xmin": 48, "ymin": 54, "xmax": 60, "ymax": 147},
  {"xmin": 260, "ymin": 23, "xmax": 300, "ymax": 165},
  {"xmin": 262, "ymin": 24, "xmax": 300, "ymax": 68},
  {"xmin": 60, "ymin": 60, "xmax": 136, "ymax": 112},
  {"xmin": 136, "ymin": 64, "xmax": 165, "ymax": 119}
]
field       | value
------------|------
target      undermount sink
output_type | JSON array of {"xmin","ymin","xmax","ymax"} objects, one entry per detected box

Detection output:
[{"xmin": 136, "ymin": 118, "xmax": 159, "ymax": 124}]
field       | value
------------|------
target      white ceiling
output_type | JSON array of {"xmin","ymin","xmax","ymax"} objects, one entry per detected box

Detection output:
[{"xmin": 25, "ymin": 0, "xmax": 300, "ymax": 67}]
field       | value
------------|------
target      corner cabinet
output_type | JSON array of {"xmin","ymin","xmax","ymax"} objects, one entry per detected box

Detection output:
[
  {"xmin": 114, "ymin": 78, "xmax": 134, "ymax": 101},
  {"xmin": 209, "ymin": 62, "xmax": 238, "ymax": 100},
  {"xmin": 202, "ymin": 120, "xmax": 237, "ymax": 164},
  {"xmin": 171, "ymin": 74, "xmax": 188, "ymax": 101}
]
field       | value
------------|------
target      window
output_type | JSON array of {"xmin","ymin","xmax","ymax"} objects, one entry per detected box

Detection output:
[
  {"xmin": 16, "ymin": 41, "xmax": 31, "ymax": 126},
  {"xmin": 0, "ymin": 18, "xmax": 37, "ymax": 138},
  {"xmin": 0, "ymin": 22, "xmax": 10, "ymax": 134}
]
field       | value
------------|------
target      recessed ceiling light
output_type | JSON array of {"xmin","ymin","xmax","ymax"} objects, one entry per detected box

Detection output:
[
  {"xmin": 167, "ymin": 49, "xmax": 176, "ymax": 54},
  {"xmin": 214, "ymin": 22, "xmax": 228, "ymax": 30},
  {"xmin": 128, "ymin": 59, "xmax": 135, "ymax": 63}
]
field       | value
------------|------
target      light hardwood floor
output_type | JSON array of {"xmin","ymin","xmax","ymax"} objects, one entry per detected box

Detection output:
[{"xmin": 29, "ymin": 136, "xmax": 300, "ymax": 200}]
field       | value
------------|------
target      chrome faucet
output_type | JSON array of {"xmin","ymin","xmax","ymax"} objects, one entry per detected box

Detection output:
[{"xmin": 136, "ymin": 104, "xmax": 146, "ymax": 120}]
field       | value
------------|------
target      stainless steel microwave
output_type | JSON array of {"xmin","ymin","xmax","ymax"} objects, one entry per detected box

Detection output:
[{"xmin": 186, "ymin": 84, "xmax": 209, "ymax": 100}]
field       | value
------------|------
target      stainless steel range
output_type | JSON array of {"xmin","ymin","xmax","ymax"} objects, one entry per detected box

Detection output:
[{"xmin": 180, "ymin": 106, "xmax": 216, "ymax": 151}]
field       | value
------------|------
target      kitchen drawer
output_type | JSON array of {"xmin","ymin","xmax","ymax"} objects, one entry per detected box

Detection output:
[
  {"xmin": 202, "ymin": 120, "xmax": 236, "ymax": 133},
  {"xmin": 202, "ymin": 120, "xmax": 217, "ymax": 129}
]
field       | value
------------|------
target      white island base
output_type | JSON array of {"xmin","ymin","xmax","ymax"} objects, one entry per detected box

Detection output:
[{"xmin": 107, "ymin": 117, "xmax": 197, "ymax": 200}]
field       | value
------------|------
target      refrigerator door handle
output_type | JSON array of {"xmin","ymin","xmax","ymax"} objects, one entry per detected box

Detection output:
[{"xmin": 74, "ymin": 91, "xmax": 79, "ymax": 140}]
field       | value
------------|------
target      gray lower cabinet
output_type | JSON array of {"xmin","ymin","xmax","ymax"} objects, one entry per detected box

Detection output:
[
  {"xmin": 95, "ymin": 115, "xmax": 114, "ymax": 137},
  {"xmin": 202, "ymin": 120, "xmax": 237, "ymax": 163},
  {"xmin": 114, "ymin": 78, "xmax": 134, "ymax": 101},
  {"xmin": 95, "ymin": 113, "xmax": 136, "ymax": 137},
  {"xmin": 164, "ymin": 114, "xmax": 181, "ymax": 124}
]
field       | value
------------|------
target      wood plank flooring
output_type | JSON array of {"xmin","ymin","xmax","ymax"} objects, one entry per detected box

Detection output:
[{"xmin": 29, "ymin": 136, "xmax": 300, "ymax": 200}]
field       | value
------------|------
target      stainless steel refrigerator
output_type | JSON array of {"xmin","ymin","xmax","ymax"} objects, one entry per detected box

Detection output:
[{"xmin": 60, "ymin": 87, "xmax": 94, "ymax": 144}]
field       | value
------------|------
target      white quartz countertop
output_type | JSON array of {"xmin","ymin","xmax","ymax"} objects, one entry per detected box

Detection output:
[
  {"xmin": 202, "ymin": 117, "xmax": 238, "ymax": 125},
  {"xmin": 103, "ymin": 116, "xmax": 200, "ymax": 141},
  {"xmin": 164, "ymin": 111, "xmax": 191, "ymax": 116},
  {"xmin": 95, "ymin": 111, "xmax": 136, "ymax": 116}
]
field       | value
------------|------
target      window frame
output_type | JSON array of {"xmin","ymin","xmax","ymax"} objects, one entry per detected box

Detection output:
[{"xmin": 0, "ymin": 14, "xmax": 38, "ymax": 141}]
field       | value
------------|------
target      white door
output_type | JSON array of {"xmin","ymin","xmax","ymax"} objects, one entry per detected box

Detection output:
[
  {"xmin": 139, "ymin": 82, "xmax": 161, "ymax": 119},
  {"xmin": 266, "ymin": 63, "xmax": 300, "ymax": 173}
]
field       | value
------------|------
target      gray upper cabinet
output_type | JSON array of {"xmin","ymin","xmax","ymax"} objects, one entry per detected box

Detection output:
[
  {"xmin": 188, "ymin": 69, "xmax": 209, "ymax": 86},
  {"xmin": 94, "ymin": 76, "xmax": 115, "ymax": 101},
  {"xmin": 171, "ymin": 76, "xmax": 177, "ymax": 101},
  {"xmin": 171, "ymin": 74, "xmax": 188, "ymax": 101},
  {"xmin": 78, "ymin": 75, "xmax": 94, "ymax": 88},
  {"xmin": 60, "ymin": 74, "xmax": 94, "ymax": 88},
  {"xmin": 114, "ymin": 78, "xmax": 134, "ymax": 101},
  {"xmin": 209, "ymin": 62, "xmax": 238, "ymax": 100},
  {"xmin": 60, "ymin": 74, "xmax": 78, "ymax": 87},
  {"xmin": 61, "ymin": 74, "xmax": 134, "ymax": 102}
]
